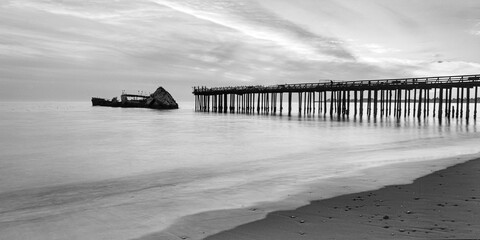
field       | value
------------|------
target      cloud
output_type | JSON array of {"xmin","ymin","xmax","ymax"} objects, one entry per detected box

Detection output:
[
  {"xmin": 412, "ymin": 61, "xmax": 480, "ymax": 77},
  {"xmin": 361, "ymin": 44, "xmax": 401, "ymax": 54},
  {"xmin": 470, "ymin": 22, "xmax": 480, "ymax": 36},
  {"xmin": 375, "ymin": 3, "xmax": 419, "ymax": 31},
  {"xmin": 6, "ymin": 0, "xmax": 162, "ymax": 21},
  {"xmin": 150, "ymin": 0, "xmax": 355, "ymax": 62}
]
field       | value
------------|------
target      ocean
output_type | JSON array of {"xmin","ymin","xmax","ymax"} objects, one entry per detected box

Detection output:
[{"xmin": 0, "ymin": 101, "xmax": 479, "ymax": 239}]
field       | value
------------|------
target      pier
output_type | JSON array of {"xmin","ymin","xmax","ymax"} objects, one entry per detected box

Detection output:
[{"xmin": 193, "ymin": 74, "xmax": 480, "ymax": 120}]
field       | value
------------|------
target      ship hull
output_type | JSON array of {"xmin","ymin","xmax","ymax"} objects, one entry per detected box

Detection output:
[{"xmin": 91, "ymin": 98, "xmax": 178, "ymax": 109}]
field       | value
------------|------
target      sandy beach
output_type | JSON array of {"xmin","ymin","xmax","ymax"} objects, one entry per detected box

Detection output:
[{"xmin": 205, "ymin": 158, "xmax": 480, "ymax": 240}]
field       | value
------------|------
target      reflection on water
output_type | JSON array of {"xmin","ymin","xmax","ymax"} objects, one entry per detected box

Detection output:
[{"xmin": 0, "ymin": 101, "xmax": 479, "ymax": 239}]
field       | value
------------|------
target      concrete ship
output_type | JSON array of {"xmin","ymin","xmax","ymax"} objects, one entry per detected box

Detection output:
[{"xmin": 92, "ymin": 86, "xmax": 179, "ymax": 109}]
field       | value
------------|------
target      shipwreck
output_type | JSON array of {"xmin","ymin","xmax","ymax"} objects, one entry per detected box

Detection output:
[{"xmin": 92, "ymin": 86, "xmax": 179, "ymax": 109}]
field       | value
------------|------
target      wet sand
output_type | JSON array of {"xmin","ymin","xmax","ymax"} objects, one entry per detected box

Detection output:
[{"xmin": 205, "ymin": 159, "xmax": 480, "ymax": 240}]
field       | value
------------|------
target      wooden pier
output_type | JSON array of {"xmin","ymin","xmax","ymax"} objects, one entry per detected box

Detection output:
[{"xmin": 193, "ymin": 74, "xmax": 480, "ymax": 120}]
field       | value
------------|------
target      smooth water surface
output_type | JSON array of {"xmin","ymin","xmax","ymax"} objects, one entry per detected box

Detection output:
[{"xmin": 0, "ymin": 102, "xmax": 479, "ymax": 239}]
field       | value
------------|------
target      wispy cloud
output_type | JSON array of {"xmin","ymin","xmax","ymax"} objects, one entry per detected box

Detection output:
[
  {"xmin": 470, "ymin": 22, "xmax": 480, "ymax": 36},
  {"xmin": 150, "ymin": 0, "xmax": 355, "ymax": 62},
  {"xmin": 7, "ymin": 0, "xmax": 161, "ymax": 21}
]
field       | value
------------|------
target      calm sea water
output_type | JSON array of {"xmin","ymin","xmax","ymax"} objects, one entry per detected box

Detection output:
[{"xmin": 0, "ymin": 101, "xmax": 479, "ymax": 239}]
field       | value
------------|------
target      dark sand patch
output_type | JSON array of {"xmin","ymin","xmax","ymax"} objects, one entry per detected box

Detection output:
[{"xmin": 205, "ymin": 159, "xmax": 480, "ymax": 239}]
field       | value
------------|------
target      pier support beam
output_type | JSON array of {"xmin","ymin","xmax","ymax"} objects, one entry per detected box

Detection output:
[
  {"xmin": 298, "ymin": 92, "xmax": 302, "ymax": 116},
  {"xmin": 288, "ymin": 92, "xmax": 292, "ymax": 116},
  {"xmin": 354, "ymin": 90, "xmax": 358, "ymax": 117},
  {"xmin": 273, "ymin": 93, "xmax": 277, "ymax": 114},
  {"xmin": 280, "ymin": 93, "xmax": 283, "ymax": 115},
  {"xmin": 466, "ymin": 88, "xmax": 470, "ymax": 120},
  {"xmin": 438, "ymin": 88, "xmax": 443, "ymax": 119},
  {"xmin": 417, "ymin": 88, "xmax": 422, "ymax": 118},
  {"xmin": 475, "ymin": 86, "xmax": 478, "ymax": 120},
  {"xmin": 224, "ymin": 94, "xmax": 228, "ymax": 113},
  {"xmin": 337, "ymin": 91, "xmax": 342, "ymax": 117},
  {"xmin": 448, "ymin": 88, "xmax": 453, "ymax": 118},
  {"xmin": 330, "ymin": 91, "xmax": 334, "ymax": 116},
  {"xmin": 456, "ymin": 88, "xmax": 460, "ymax": 118},
  {"xmin": 433, "ymin": 89, "xmax": 437, "ymax": 117},
  {"xmin": 460, "ymin": 88, "xmax": 464, "ymax": 118},
  {"xmin": 426, "ymin": 89, "xmax": 429, "ymax": 117},
  {"xmin": 359, "ymin": 90, "xmax": 364, "ymax": 116},
  {"xmin": 388, "ymin": 90, "xmax": 393, "ymax": 116},
  {"xmin": 413, "ymin": 89, "xmax": 416, "ymax": 117},
  {"xmin": 324, "ymin": 91, "xmax": 327, "ymax": 116},
  {"xmin": 347, "ymin": 91, "xmax": 351, "ymax": 117},
  {"xmin": 444, "ymin": 89, "xmax": 449, "ymax": 118},
  {"xmin": 313, "ymin": 92, "xmax": 316, "ymax": 115},
  {"xmin": 408, "ymin": 90, "xmax": 411, "ymax": 117},
  {"xmin": 398, "ymin": 89, "xmax": 403, "ymax": 118}
]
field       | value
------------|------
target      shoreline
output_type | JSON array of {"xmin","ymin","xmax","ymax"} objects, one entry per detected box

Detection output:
[
  {"xmin": 205, "ymin": 157, "xmax": 480, "ymax": 240},
  {"xmin": 138, "ymin": 153, "xmax": 480, "ymax": 240}
]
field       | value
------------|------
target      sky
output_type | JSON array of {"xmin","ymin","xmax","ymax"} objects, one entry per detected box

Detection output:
[{"xmin": 0, "ymin": 0, "xmax": 479, "ymax": 101}]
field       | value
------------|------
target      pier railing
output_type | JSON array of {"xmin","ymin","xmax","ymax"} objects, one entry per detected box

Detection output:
[{"xmin": 192, "ymin": 74, "xmax": 480, "ymax": 120}]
